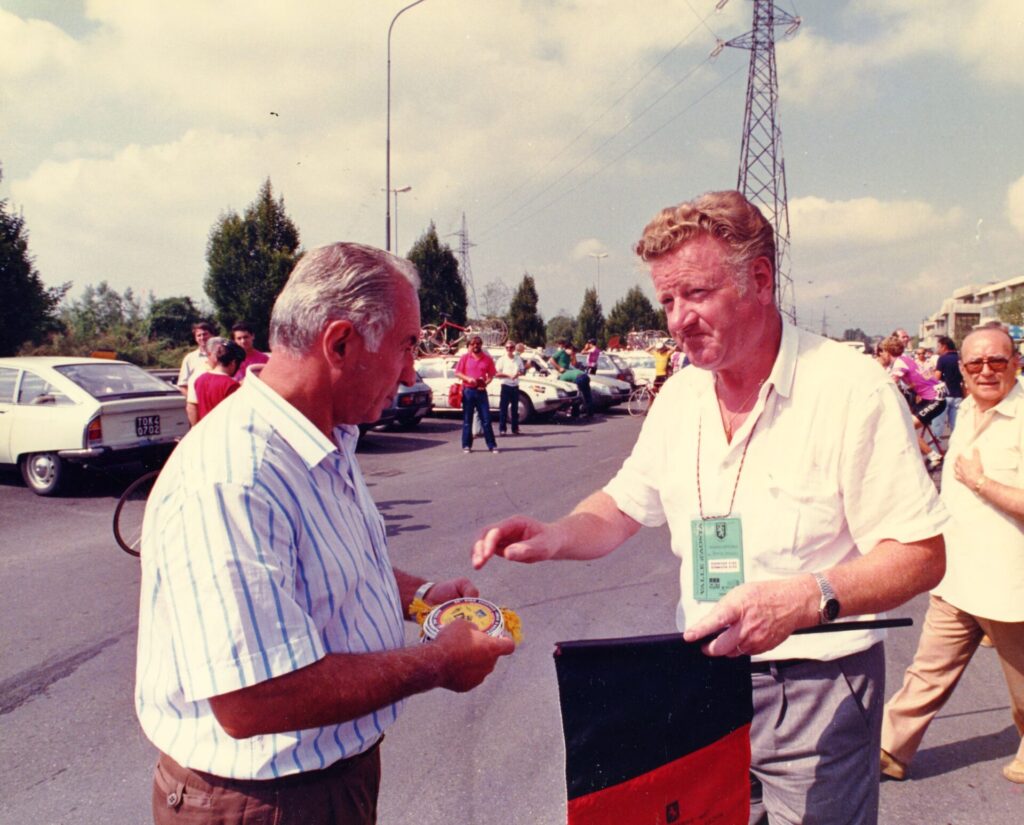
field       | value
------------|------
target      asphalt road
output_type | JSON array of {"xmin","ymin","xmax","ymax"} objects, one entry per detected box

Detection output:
[{"xmin": 0, "ymin": 410, "xmax": 1021, "ymax": 823}]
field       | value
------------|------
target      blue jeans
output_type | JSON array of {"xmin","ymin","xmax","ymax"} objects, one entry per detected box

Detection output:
[
  {"xmin": 461, "ymin": 387, "xmax": 496, "ymax": 450},
  {"xmin": 943, "ymin": 396, "xmax": 962, "ymax": 435},
  {"xmin": 498, "ymin": 384, "xmax": 520, "ymax": 433}
]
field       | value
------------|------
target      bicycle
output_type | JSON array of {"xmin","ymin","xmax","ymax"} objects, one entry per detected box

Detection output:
[
  {"xmin": 627, "ymin": 381, "xmax": 655, "ymax": 417},
  {"xmin": 112, "ymin": 469, "xmax": 159, "ymax": 557},
  {"xmin": 418, "ymin": 316, "xmax": 508, "ymax": 355}
]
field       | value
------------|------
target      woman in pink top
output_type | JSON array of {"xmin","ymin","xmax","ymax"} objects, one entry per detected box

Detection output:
[{"xmin": 879, "ymin": 335, "xmax": 946, "ymax": 469}]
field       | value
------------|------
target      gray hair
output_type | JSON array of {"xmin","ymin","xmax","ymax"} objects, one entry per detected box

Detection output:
[
  {"xmin": 270, "ymin": 243, "xmax": 420, "ymax": 354},
  {"xmin": 205, "ymin": 336, "xmax": 230, "ymax": 358}
]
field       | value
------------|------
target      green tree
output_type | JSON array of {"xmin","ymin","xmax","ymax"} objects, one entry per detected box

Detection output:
[
  {"xmin": 546, "ymin": 314, "xmax": 576, "ymax": 344},
  {"xmin": 997, "ymin": 293, "xmax": 1024, "ymax": 327},
  {"xmin": 204, "ymin": 178, "xmax": 301, "ymax": 350},
  {"xmin": 606, "ymin": 286, "xmax": 662, "ymax": 341},
  {"xmin": 842, "ymin": 327, "xmax": 870, "ymax": 344},
  {"xmin": 574, "ymin": 288, "xmax": 605, "ymax": 348},
  {"xmin": 0, "ymin": 165, "xmax": 67, "ymax": 355},
  {"xmin": 148, "ymin": 295, "xmax": 206, "ymax": 344},
  {"xmin": 507, "ymin": 272, "xmax": 545, "ymax": 346},
  {"xmin": 408, "ymin": 222, "xmax": 466, "ymax": 325}
]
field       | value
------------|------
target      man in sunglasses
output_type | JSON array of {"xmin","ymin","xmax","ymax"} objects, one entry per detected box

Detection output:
[{"xmin": 882, "ymin": 324, "xmax": 1024, "ymax": 785}]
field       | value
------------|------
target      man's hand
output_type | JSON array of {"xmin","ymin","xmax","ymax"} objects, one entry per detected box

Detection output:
[
  {"xmin": 682, "ymin": 576, "xmax": 817, "ymax": 657},
  {"xmin": 954, "ymin": 448, "xmax": 985, "ymax": 490},
  {"xmin": 432, "ymin": 619, "xmax": 516, "ymax": 692},
  {"xmin": 471, "ymin": 516, "xmax": 562, "ymax": 569},
  {"xmin": 425, "ymin": 578, "xmax": 478, "ymax": 605}
]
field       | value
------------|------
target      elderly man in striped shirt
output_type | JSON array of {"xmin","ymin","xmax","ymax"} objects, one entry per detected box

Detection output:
[{"xmin": 136, "ymin": 242, "xmax": 515, "ymax": 824}]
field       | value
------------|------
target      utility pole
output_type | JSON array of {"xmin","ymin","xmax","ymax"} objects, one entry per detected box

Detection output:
[
  {"xmin": 448, "ymin": 213, "xmax": 480, "ymax": 320},
  {"xmin": 721, "ymin": 0, "xmax": 801, "ymax": 324},
  {"xmin": 588, "ymin": 252, "xmax": 608, "ymax": 297}
]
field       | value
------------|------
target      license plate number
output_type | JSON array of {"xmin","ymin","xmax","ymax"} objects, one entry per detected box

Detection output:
[{"xmin": 136, "ymin": 415, "xmax": 161, "ymax": 437}]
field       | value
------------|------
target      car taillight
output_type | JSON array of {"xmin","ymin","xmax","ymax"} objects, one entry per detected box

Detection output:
[{"xmin": 87, "ymin": 417, "xmax": 103, "ymax": 446}]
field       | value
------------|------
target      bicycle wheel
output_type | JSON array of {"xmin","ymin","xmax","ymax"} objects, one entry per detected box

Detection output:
[
  {"xmin": 477, "ymin": 318, "xmax": 508, "ymax": 346},
  {"xmin": 113, "ymin": 470, "xmax": 159, "ymax": 557},
  {"xmin": 418, "ymin": 324, "xmax": 440, "ymax": 356},
  {"xmin": 627, "ymin": 386, "xmax": 653, "ymax": 417}
]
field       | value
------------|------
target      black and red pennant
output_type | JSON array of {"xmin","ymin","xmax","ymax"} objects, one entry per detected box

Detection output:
[{"xmin": 554, "ymin": 633, "xmax": 752, "ymax": 825}]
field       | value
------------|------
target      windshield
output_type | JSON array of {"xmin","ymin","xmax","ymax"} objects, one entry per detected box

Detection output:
[{"xmin": 55, "ymin": 363, "xmax": 182, "ymax": 400}]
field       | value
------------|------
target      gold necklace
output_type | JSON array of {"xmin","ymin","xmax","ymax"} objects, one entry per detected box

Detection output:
[{"xmin": 715, "ymin": 375, "xmax": 765, "ymax": 440}]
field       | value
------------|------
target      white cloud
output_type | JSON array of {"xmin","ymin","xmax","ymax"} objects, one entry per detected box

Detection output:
[
  {"xmin": 790, "ymin": 196, "xmax": 964, "ymax": 246},
  {"xmin": 1007, "ymin": 174, "xmax": 1024, "ymax": 235}
]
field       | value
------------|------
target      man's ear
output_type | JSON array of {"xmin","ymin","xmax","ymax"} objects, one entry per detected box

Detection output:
[
  {"xmin": 749, "ymin": 256, "xmax": 775, "ymax": 305},
  {"xmin": 323, "ymin": 320, "xmax": 356, "ymax": 366}
]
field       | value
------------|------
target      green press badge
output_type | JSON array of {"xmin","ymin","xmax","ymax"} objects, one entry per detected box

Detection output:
[{"xmin": 691, "ymin": 517, "xmax": 745, "ymax": 601}]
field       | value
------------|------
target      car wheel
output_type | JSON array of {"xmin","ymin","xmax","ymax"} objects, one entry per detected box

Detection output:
[
  {"xmin": 516, "ymin": 392, "xmax": 535, "ymax": 423},
  {"xmin": 20, "ymin": 452, "xmax": 67, "ymax": 496}
]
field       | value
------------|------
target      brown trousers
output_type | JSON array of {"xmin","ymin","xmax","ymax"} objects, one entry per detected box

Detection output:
[
  {"xmin": 152, "ymin": 742, "xmax": 381, "ymax": 825},
  {"xmin": 882, "ymin": 594, "xmax": 1024, "ymax": 766}
]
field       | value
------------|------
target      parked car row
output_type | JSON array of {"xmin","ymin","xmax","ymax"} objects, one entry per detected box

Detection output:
[{"xmin": 1, "ymin": 350, "xmax": 634, "ymax": 496}]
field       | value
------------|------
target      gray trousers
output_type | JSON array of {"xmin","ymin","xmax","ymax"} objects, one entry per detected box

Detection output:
[{"xmin": 749, "ymin": 643, "xmax": 885, "ymax": 825}]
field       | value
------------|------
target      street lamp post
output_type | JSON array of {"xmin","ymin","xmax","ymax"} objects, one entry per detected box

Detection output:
[
  {"xmin": 386, "ymin": 0, "xmax": 428, "ymax": 252},
  {"xmin": 382, "ymin": 185, "xmax": 412, "ymax": 252},
  {"xmin": 588, "ymin": 252, "xmax": 608, "ymax": 296}
]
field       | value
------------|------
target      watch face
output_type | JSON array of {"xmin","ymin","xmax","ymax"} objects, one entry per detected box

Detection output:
[{"xmin": 823, "ymin": 598, "xmax": 841, "ymax": 622}]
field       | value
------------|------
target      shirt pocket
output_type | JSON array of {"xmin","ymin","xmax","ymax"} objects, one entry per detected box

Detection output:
[
  {"xmin": 983, "ymin": 446, "xmax": 1021, "ymax": 486},
  {"xmin": 756, "ymin": 468, "xmax": 842, "ymax": 573}
]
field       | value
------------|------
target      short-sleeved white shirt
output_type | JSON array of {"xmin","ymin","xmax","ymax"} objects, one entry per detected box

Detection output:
[
  {"xmin": 934, "ymin": 385, "xmax": 1024, "ymax": 621},
  {"xmin": 604, "ymin": 323, "xmax": 948, "ymax": 662},
  {"xmin": 136, "ymin": 372, "xmax": 406, "ymax": 779},
  {"xmin": 495, "ymin": 353, "xmax": 524, "ymax": 387},
  {"xmin": 177, "ymin": 348, "xmax": 206, "ymax": 389}
]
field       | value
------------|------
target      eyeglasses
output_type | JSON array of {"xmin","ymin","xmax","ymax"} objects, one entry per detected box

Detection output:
[{"xmin": 962, "ymin": 356, "xmax": 1012, "ymax": 375}]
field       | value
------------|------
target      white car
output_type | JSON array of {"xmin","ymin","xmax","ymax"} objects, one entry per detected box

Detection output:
[
  {"xmin": 517, "ymin": 352, "xmax": 629, "ymax": 410},
  {"xmin": 0, "ymin": 356, "xmax": 190, "ymax": 495},
  {"xmin": 612, "ymin": 351, "xmax": 658, "ymax": 386},
  {"xmin": 415, "ymin": 356, "xmax": 576, "ymax": 422}
]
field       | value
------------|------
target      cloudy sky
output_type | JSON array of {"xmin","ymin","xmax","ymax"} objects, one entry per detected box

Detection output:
[{"xmin": 2, "ymin": 0, "xmax": 1022, "ymax": 337}]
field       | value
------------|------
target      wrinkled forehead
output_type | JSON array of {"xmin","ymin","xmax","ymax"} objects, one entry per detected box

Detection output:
[{"xmin": 962, "ymin": 329, "xmax": 1015, "ymax": 360}]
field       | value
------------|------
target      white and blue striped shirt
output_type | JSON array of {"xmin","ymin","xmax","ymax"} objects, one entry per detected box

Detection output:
[{"xmin": 135, "ymin": 371, "xmax": 406, "ymax": 779}]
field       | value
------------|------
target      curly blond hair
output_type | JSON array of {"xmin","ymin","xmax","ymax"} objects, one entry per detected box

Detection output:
[{"xmin": 634, "ymin": 190, "xmax": 776, "ymax": 292}]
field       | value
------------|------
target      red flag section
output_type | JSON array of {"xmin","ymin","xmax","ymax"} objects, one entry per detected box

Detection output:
[{"xmin": 554, "ymin": 633, "xmax": 752, "ymax": 825}]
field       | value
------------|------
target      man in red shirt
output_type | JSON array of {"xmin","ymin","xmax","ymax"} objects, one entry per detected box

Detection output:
[
  {"xmin": 454, "ymin": 335, "xmax": 499, "ymax": 454},
  {"xmin": 194, "ymin": 341, "xmax": 246, "ymax": 421},
  {"xmin": 232, "ymin": 322, "xmax": 270, "ymax": 381}
]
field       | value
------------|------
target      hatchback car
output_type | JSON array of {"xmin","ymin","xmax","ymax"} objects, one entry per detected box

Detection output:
[{"xmin": 0, "ymin": 356, "xmax": 189, "ymax": 495}]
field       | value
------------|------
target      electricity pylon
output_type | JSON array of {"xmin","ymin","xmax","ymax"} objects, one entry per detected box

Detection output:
[
  {"xmin": 448, "ymin": 213, "xmax": 480, "ymax": 320},
  {"xmin": 721, "ymin": 0, "xmax": 801, "ymax": 323}
]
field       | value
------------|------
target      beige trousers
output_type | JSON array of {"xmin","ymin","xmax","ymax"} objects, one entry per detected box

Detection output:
[{"xmin": 881, "ymin": 594, "xmax": 1024, "ymax": 766}]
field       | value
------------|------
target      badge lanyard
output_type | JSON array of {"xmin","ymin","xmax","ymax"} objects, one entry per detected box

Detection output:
[{"xmin": 691, "ymin": 386, "xmax": 773, "ymax": 601}]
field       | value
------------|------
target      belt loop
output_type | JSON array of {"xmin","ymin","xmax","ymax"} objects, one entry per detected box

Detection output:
[{"xmin": 165, "ymin": 780, "xmax": 186, "ymax": 810}]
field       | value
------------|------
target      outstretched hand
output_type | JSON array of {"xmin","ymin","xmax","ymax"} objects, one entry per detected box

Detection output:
[{"xmin": 471, "ymin": 516, "xmax": 562, "ymax": 569}]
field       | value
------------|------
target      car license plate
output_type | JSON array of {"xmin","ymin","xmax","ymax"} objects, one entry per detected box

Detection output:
[{"xmin": 136, "ymin": 415, "xmax": 161, "ymax": 437}]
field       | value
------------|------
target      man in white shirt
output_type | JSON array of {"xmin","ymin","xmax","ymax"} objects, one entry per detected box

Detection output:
[
  {"xmin": 495, "ymin": 340, "xmax": 525, "ymax": 435},
  {"xmin": 881, "ymin": 326, "xmax": 1024, "ymax": 785},
  {"xmin": 137, "ymin": 242, "xmax": 514, "ymax": 824},
  {"xmin": 472, "ymin": 190, "xmax": 947, "ymax": 825},
  {"xmin": 176, "ymin": 321, "xmax": 215, "ymax": 396}
]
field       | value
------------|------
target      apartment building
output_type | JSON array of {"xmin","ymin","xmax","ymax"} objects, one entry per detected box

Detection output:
[{"xmin": 919, "ymin": 273, "xmax": 1024, "ymax": 345}]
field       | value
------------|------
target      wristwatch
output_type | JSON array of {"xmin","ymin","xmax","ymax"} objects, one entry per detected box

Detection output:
[{"xmin": 813, "ymin": 572, "xmax": 840, "ymax": 624}]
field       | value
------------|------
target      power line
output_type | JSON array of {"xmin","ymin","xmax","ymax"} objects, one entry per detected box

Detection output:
[
  {"xmin": 487, "ymin": 64, "xmax": 745, "ymax": 239},
  {"xmin": 477, "ymin": 6, "xmax": 721, "ymax": 230}
]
